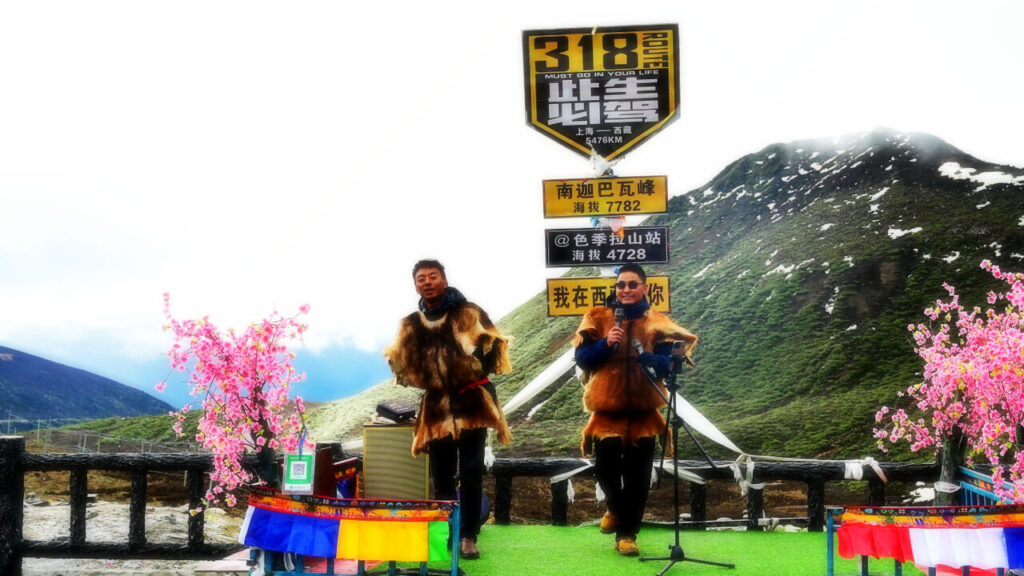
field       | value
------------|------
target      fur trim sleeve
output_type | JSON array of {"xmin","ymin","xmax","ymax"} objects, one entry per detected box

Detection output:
[
  {"xmin": 382, "ymin": 315, "xmax": 418, "ymax": 387},
  {"xmin": 645, "ymin": 311, "xmax": 699, "ymax": 357},
  {"xmin": 573, "ymin": 307, "xmax": 614, "ymax": 347},
  {"xmin": 461, "ymin": 304, "xmax": 512, "ymax": 376}
]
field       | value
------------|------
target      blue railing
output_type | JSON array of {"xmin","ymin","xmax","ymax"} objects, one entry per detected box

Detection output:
[{"xmin": 958, "ymin": 466, "xmax": 1015, "ymax": 505}]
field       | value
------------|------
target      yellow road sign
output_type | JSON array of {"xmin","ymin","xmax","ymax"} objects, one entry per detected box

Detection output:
[
  {"xmin": 543, "ymin": 176, "xmax": 667, "ymax": 217},
  {"xmin": 546, "ymin": 276, "xmax": 670, "ymax": 316}
]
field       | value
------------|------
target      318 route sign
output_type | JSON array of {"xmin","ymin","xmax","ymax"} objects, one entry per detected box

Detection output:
[{"xmin": 523, "ymin": 24, "xmax": 679, "ymax": 161}]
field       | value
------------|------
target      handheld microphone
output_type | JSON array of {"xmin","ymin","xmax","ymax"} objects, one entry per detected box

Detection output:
[
  {"xmin": 632, "ymin": 339, "xmax": 657, "ymax": 380},
  {"xmin": 631, "ymin": 338, "xmax": 645, "ymax": 356},
  {"xmin": 611, "ymin": 308, "xmax": 624, "ymax": 352}
]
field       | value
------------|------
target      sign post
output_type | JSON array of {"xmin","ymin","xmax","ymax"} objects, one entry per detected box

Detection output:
[{"xmin": 525, "ymin": 23, "xmax": 681, "ymax": 316}]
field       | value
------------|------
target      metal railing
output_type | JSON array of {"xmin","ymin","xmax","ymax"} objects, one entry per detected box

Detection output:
[{"xmin": 957, "ymin": 466, "xmax": 1015, "ymax": 505}]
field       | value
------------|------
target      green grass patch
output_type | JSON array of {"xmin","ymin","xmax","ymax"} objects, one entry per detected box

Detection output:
[{"xmin": 406, "ymin": 525, "xmax": 917, "ymax": 576}]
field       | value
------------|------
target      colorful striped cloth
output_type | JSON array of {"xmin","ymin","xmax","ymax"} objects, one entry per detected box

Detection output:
[
  {"xmin": 837, "ymin": 505, "xmax": 1024, "ymax": 570},
  {"xmin": 238, "ymin": 487, "xmax": 454, "ymax": 562}
]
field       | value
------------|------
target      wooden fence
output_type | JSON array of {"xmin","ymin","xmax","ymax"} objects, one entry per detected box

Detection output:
[
  {"xmin": 490, "ymin": 457, "xmax": 939, "ymax": 532},
  {"xmin": 0, "ymin": 435, "xmax": 940, "ymax": 575},
  {"xmin": 0, "ymin": 435, "xmax": 245, "ymax": 576}
]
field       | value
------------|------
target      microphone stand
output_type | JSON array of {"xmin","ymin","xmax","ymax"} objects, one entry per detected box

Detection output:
[{"xmin": 636, "ymin": 349, "xmax": 735, "ymax": 574}]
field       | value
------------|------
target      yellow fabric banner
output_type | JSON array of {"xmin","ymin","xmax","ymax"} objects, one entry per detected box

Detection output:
[{"xmin": 337, "ymin": 519, "xmax": 429, "ymax": 562}]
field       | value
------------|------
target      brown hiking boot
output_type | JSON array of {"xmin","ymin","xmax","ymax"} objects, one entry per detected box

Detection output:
[
  {"xmin": 460, "ymin": 538, "xmax": 480, "ymax": 559},
  {"xmin": 600, "ymin": 512, "xmax": 617, "ymax": 534},
  {"xmin": 615, "ymin": 536, "xmax": 639, "ymax": 556}
]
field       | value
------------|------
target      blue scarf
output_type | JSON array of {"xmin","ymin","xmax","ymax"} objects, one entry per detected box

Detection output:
[
  {"xmin": 419, "ymin": 287, "xmax": 467, "ymax": 320},
  {"xmin": 609, "ymin": 297, "xmax": 651, "ymax": 321}
]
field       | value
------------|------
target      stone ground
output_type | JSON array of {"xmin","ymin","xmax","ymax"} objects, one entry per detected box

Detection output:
[{"xmin": 22, "ymin": 496, "xmax": 245, "ymax": 576}]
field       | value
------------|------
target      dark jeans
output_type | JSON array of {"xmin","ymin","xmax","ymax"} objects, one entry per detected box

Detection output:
[
  {"xmin": 594, "ymin": 436, "xmax": 656, "ymax": 539},
  {"xmin": 427, "ymin": 427, "xmax": 487, "ymax": 540}
]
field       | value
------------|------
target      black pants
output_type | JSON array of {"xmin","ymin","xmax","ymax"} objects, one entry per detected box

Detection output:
[
  {"xmin": 427, "ymin": 427, "xmax": 487, "ymax": 540},
  {"xmin": 594, "ymin": 436, "xmax": 656, "ymax": 539}
]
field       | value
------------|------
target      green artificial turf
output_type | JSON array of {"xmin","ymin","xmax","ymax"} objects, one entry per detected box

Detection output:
[{"xmin": 406, "ymin": 525, "xmax": 919, "ymax": 576}]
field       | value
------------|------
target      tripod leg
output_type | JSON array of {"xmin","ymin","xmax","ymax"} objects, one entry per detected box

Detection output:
[
  {"xmin": 655, "ymin": 561, "xmax": 678, "ymax": 576},
  {"xmin": 637, "ymin": 369, "xmax": 735, "ymax": 571},
  {"xmin": 656, "ymin": 422, "xmax": 669, "ymax": 490}
]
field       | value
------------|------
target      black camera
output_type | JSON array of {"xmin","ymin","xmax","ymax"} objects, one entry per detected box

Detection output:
[{"xmin": 668, "ymin": 340, "xmax": 694, "ymax": 373}]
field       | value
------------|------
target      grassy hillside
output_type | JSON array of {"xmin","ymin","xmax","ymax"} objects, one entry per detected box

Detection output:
[
  {"xmin": 73, "ymin": 129, "xmax": 1011, "ymax": 466},
  {"xmin": 309, "ymin": 130, "xmax": 1024, "ymax": 463},
  {"xmin": 62, "ymin": 412, "xmax": 201, "ymax": 444}
]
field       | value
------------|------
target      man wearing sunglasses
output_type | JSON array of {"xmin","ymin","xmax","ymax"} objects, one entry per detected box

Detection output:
[
  {"xmin": 384, "ymin": 259, "xmax": 512, "ymax": 560},
  {"xmin": 572, "ymin": 263, "xmax": 698, "ymax": 556}
]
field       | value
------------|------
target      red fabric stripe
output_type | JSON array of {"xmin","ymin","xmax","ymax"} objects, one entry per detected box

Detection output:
[
  {"xmin": 838, "ymin": 523, "xmax": 875, "ymax": 559},
  {"xmin": 871, "ymin": 524, "xmax": 911, "ymax": 563},
  {"xmin": 839, "ymin": 523, "xmax": 913, "ymax": 562}
]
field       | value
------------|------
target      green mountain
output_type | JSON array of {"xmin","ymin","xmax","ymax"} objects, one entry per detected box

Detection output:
[
  {"xmin": 0, "ymin": 345, "xmax": 174, "ymax": 422},
  {"xmin": 310, "ymin": 128, "xmax": 1024, "ymax": 462}
]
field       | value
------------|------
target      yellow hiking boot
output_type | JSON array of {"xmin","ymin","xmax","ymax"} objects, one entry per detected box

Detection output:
[
  {"xmin": 600, "ymin": 512, "xmax": 617, "ymax": 534},
  {"xmin": 615, "ymin": 536, "xmax": 639, "ymax": 556}
]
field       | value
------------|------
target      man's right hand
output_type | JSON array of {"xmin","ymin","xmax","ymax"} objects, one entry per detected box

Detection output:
[{"xmin": 606, "ymin": 326, "xmax": 624, "ymax": 347}]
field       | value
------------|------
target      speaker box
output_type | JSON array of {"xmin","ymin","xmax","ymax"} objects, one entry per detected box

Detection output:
[{"xmin": 361, "ymin": 424, "xmax": 429, "ymax": 499}]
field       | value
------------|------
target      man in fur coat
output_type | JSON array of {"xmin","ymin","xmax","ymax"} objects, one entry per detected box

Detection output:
[
  {"xmin": 573, "ymin": 264, "xmax": 697, "ymax": 556},
  {"xmin": 384, "ymin": 259, "xmax": 511, "ymax": 560}
]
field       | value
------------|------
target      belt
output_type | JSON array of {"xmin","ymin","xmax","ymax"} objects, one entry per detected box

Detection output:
[{"xmin": 458, "ymin": 378, "xmax": 490, "ymax": 394}]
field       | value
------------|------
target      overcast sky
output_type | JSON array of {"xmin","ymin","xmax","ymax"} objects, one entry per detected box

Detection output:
[{"xmin": 2, "ymin": 1, "xmax": 1022, "ymax": 405}]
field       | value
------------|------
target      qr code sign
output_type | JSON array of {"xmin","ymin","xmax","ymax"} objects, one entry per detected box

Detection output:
[{"xmin": 290, "ymin": 460, "xmax": 308, "ymax": 479}]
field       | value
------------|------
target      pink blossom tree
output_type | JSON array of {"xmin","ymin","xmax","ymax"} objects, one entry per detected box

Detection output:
[
  {"xmin": 874, "ymin": 260, "xmax": 1024, "ymax": 502},
  {"xmin": 159, "ymin": 294, "xmax": 312, "ymax": 506}
]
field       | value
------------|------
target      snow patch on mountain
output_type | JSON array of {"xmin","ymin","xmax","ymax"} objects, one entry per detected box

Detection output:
[
  {"xmin": 888, "ymin": 227, "xmax": 922, "ymax": 239},
  {"xmin": 825, "ymin": 286, "xmax": 840, "ymax": 315},
  {"xmin": 939, "ymin": 162, "xmax": 1024, "ymax": 191}
]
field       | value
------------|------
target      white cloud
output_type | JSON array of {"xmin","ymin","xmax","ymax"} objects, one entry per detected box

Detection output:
[{"xmin": 1, "ymin": 0, "xmax": 1023, "ymax": 389}]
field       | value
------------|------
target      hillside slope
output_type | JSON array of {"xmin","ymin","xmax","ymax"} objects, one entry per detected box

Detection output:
[
  {"xmin": 311, "ymin": 129, "xmax": 1024, "ymax": 461},
  {"xmin": 0, "ymin": 345, "xmax": 173, "ymax": 421}
]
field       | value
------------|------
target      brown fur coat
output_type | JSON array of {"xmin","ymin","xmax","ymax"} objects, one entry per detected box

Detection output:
[
  {"xmin": 384, "ymin": 301, "xmax": 512, "ymax": 455},
  {"xmin": 573, "ymin": 307, "xmax": 697, "ymax": 454}
]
